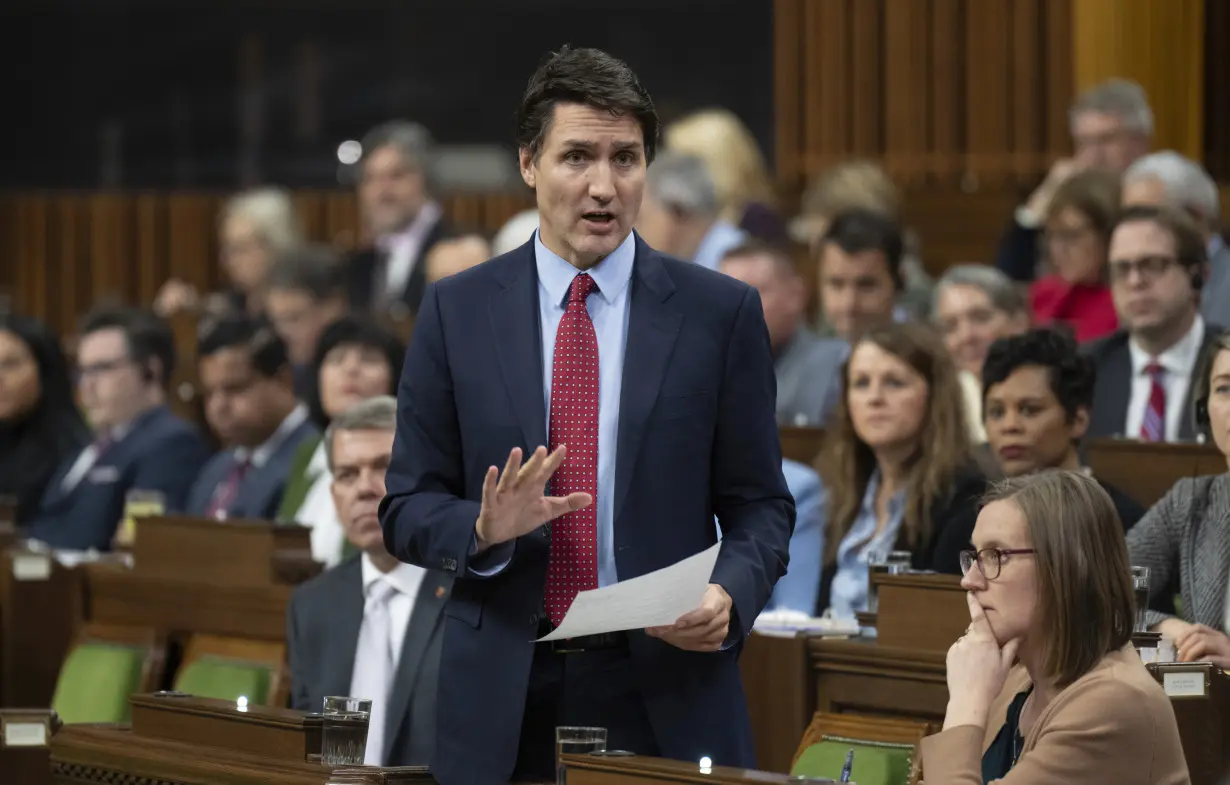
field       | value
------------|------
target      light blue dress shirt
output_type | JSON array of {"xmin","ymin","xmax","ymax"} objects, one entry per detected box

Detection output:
[
  {"xmin": 693, "ymin": 220, "xmax": 746, "ymax": 271},
  {"xmin": 470, "ymin": 230, "xmax": 635, "ymax": 587},
  {"xmin": 767, "ymin": 459, "xmax": 826, "ymax": 614},
  {"xmin": 826, "ymin": 469, "xmax": 905, "ymax": 619}
]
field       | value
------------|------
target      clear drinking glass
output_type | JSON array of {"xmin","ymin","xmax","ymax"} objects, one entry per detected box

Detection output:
[
  {"xmin": 556, "ymin": 726, "xmax": 607, "ymax": 785},
  {"xmin": 886, "ymin": 550, "xmax": 912, "ymax": 574},
  {"xmin": 118, "ymin": 489, "xmax": 166, "ymax": 546},
  {"xmin": 1132, "ymin": 565, "xmax": 1152, "ymax": 633},
  {"xmin": 320, "ymin": 696, "xmax": 371, "ymax": 767},
  {"xmin": 866, "ymin": 550, "xmax": 890, "ymax": 613}
]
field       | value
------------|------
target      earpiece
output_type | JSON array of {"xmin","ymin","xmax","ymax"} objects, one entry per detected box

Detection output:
[{"xmin": 1194, "ymin": 395, "xmax": 1211, "ymax": 441}]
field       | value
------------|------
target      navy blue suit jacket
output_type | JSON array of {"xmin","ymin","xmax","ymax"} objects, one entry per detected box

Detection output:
[
  {"xmin": 184, "ymin": 418, "xmax": 319, "ymax": 520},
  {"xmin": 379, "ymin": 235, "xmax": 795, "ymax": 784},
  {"xmin": 25, "ymin": 405, "xmax": 210, "ymax": 550}
]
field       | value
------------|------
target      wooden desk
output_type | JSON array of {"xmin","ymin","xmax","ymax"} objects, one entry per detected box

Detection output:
[
  {"xmin": 562, "ymin": 753, "xmax": 830, "ymax": 784},
  {"xmin": 779, "ymin": 427, "xmax": 824, "ymax": 466},
  {"xmin": 739, "ymin": 632, "xmax": 813, "ymax": 773},
  {"xmin": 811, "ymin": 638, "xmax": 947, "ymax": 724},
  {"xmin": 50, "ymin": 693, "xmax": 435, "ymax": 784},
  {"xmin": 871, "ymin": 573, "xmax": 965, "ymax": 653},
  {"xmin": 1148, "ymin": 663, "xmax": 1230, "ymax": 785},
  {"xmin": 1087, "ymin": 439, "xmax": 1225, "ymax": 507},
  {"xmin": 86, "ymin": 561, "xmax": 294, "ymax": 641},
  {"xmin": 0, "ymin": 549, "xmax": 87, "ymax": 707}
]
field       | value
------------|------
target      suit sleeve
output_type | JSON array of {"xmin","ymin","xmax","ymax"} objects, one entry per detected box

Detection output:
[
  {"xmin": 994, "ymin": 217, "xmax": 1041, "ymax": 282},
  {"xmin": 133, "ymin": 430, "xmax": 211, "ymax": 513},
  {"xmin": 285, "ymin": 590, "xmax": 312, "ymax": 712},
  {"xmin": 379, "ymin": 284, "xmax": 485, "ymax": 577},
  {"xmin": 709, "ymin": 287, "xmax": 796, "ymax": 641},
  {"xmin": 1126, "ymin": 478, "xmax": 1189, "ymax": 628}
]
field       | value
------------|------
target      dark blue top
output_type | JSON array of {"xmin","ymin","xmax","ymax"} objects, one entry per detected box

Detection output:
[{"xmin": 981, "ymin": 688, "xmax": 1031, "ymax": 783}]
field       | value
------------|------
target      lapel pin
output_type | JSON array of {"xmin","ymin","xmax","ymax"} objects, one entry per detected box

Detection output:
[{"xmin": 435, "ymin": 586, "xmax": 447, "ymax": 599}]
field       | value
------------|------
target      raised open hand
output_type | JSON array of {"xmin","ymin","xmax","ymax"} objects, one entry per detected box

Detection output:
[{"xmin": 473, "ymin": 445, "xmax": 592, "ymax": 551}]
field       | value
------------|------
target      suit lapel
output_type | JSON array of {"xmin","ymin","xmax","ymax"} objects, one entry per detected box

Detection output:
[
  {"xmin": 382, "ymin": 574, "xmax": 450, "ymax": 762},
  {"xmin": 613, "ymin": 242, "xmax": 682, "ymax": 527},
  {"xmin": 325, "ymin": 559, "xmax": 366, "ymax": 699},
  {"xmin": 1095, "ymin": 341, "xmax": 1132, "ymax": 437},
  {"xmin": 489, "ymin": 245, "xmax": 547, "ymax": 450}
]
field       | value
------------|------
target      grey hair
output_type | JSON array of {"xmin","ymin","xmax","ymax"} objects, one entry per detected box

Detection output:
[
  {"xmin": 220, "ymin": 187, "xmax": 303, "ymax": 254},
  {"xmin": 360, "ymin": 120, "xmax": 437, "ymax": 193},
  {"xmin": 1123, "ymin": 150, "xmax": 1220, "ymax": 221},
  {"xmin": 933, "ymin": 264, "xmax": 1028, "ymax": 317},
  {"xmin": 324, "ymin": 395, "xmax": 398, "ymax": 474},
  {"xmin": 1069, "ymin": 79, "xmax": 1154, "ymax": 137},
  {"xmin": 645, "ymin": 151, "xmax": 719, "ymax": 217}
]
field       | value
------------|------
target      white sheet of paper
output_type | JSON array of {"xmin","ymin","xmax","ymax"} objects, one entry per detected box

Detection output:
[{"xmin": 535, "ymin": 543, "xmax": 721, "ymax": 642}]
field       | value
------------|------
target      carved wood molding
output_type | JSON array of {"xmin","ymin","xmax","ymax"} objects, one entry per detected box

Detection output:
[{"xmin": 52, "ymin": 760, "xmax": 181, "ymax": 785}]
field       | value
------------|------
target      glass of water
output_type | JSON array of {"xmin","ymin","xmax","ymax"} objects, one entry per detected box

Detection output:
[
  {"xmin": 1132, "ymin": 565, "xmax": 1152, "ymax": 633},
  {"xmin": 320, "ymin": 696, "xmax": 371, "ymax": 767},
  {"xmin": 117, "ymin": 489, "xmax": 166, "ymax": 546},
  {"xmin": 556, "ymin": 726, "xmax": 607, "ymax": 784}
]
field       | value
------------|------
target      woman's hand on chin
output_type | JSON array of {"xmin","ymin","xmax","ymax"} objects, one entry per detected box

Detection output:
[{"xmin": 943, "ymin": 592, "xmax": 1022, "ymax": 731}]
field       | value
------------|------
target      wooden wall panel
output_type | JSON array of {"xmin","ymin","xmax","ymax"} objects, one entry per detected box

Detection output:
[
  {"xmin": 0, "ymin": 191, "xmax": 534, "ymax": 343},
  {"xmin": 775, "ymin": 0, "xmax": 1075, "ymax": 193}
]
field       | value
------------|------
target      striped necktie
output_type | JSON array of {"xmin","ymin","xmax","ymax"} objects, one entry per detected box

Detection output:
[{"xmin": 1139, "ymin": 362, "xmax": 1167, "ymax": 442}]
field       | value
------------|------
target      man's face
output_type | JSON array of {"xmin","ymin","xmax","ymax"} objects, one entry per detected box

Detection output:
[
  {"xmin": 1108, "ymin": 220, "xmax": 1196, "ymax": 338},
  {"xmin": 634, "ymin": 192, "xmax": 682, "ymax": 257},
  {"xmin": 264, "ymin": 288, "xmax": 343, "ymax": 366},
  {"xmin": 199, "ymin": 347, "xmax": 286, "ymax": 447},
  {"xmin": 720, "ymin": 253, "xmax": 804, "ymax": 349},
  {"xmin": 76, "ymin": 328, "xmax": 147, "ymax": 431},
  {"xmin": 819, "ymin": 244, "xmax": 897, "ymax": 341},
  {"xmin": 1122, "ymin": 175, "xmax": 1214, "ymax": 238},
  {"xmin": 1072, "ymin": 111, "xmax": 1147, "ymax": 172},
  {"xmin": 330, "ymin": 428, "xmax": 395, "ymax": 555},
  {"xmin": 359, "ymin": 145, "xmax": 427, "ymax": 238},
  {"xmin": 520, "ymin": 102, "xmax": 646, "ymax": 268},
  {"xmin": 424, "ymin": 236, "xmax": 492, "ymax": 283}
]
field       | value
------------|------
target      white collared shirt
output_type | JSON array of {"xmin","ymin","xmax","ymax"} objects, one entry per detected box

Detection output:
[
  {"xmin": 379, "ymin": 201, "xmax": 444, "ymax": 301},
  {"xmin": 1126, "ymin": 316, "xmax": 1206, "ymax": 442},
  {"xmin": 234, "ymin": 404, "xmax": 309, "ymax": 469},
  {"xmin": 296, "ymin": 441, "xmax": 346, "ymax": 567},
  {"xmin": 60, "ymin": 418, "xmax": 139, "ymax": 494},
  {"xmin": 350, "ymin": 553, "xmax": 427, "ymax": 688}
]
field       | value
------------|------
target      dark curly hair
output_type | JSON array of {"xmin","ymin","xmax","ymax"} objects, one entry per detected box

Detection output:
[{"xmin": 981, "ymin": 328, "xmax": 1096, "ymax": 421}]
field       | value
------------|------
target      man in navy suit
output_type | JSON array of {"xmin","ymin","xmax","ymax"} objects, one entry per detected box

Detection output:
[
  {"xmin": 25, "ymin": 307, "xmax": 209, "ymax": 550},
  {"xmin": 379, "ymin": 47, "xmax": 794, "ymax": 784},
  {"xmin": 186, "ymin": 315, "xmax": 319, "ymax": 520}
]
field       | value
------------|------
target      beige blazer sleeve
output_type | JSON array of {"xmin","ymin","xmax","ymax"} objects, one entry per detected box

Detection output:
[{"xmin": 920, "ymin": 665, "xmax": 1189, "ymax": 785}]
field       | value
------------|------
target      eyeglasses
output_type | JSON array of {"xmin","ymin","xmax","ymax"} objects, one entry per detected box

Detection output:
[
  {"xmin": 959, "ymin": 547, "xmax": 1036, "ymax": 580},
  {"xmin": 1108, "ymin": 255, "xmax": 1177, "ymax": 284}
]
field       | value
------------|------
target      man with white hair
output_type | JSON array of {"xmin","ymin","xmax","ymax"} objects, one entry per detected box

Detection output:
[
  {"xmin": 995, "ymin": 79, "xmax": 1153, "ymax": 282},
  {"xmin": 636, "ymin": 151, "xmax": 745, "ymax": 270},
  {"xmin": 1121, "ymin": 151, "xmax": 1229, "ymax": 327}
]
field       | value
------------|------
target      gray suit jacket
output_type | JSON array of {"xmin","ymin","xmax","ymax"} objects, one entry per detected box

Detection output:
[
  {"xmin": 1203, "ymin": 240, "xmax": 1230, "ymax": 328},
  {"xmin": 1126, "ymin": 473, "xmax": 1230, "ymax": 630},
  {"xmin": 1084, "ymin": 327, "xmax": 1223, "ymax": 441},
  {"xmin": 185, "ymin": 419, "xmax": 319, "ymax": 519},
  {"xmin": 286, "ymin": 555, "xmax": 452, "ymax": 766},
  {"xmin": 775, "ymin": 326, "xmax": 846, "ymax": 427}
]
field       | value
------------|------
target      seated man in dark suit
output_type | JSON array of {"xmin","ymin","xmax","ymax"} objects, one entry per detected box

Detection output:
[
  {"xmin": 25, "ymin": 307, "xmax": 210, "ymax": 550},
  {"xmin": 263, "ymin": 244, "xmax": 349, "ymax": 397},
  {"xmin": 186, "ymin": 315, "xmax": 318, "ymax": 520},
  {"xmin": 287, "ymin": 395, "xmax": 449, "ymax": 766}
]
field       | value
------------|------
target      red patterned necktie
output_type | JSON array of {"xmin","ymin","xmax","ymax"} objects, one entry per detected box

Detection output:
[
  {"xmin": 1140, "ymin": 361, "xmax": 1167, "ymax": 442},
  {"xmin": 544, "ymin": 273, "xmax": 600, "ymax": 626},
  {"xmin": 205, "ymin": 456, "xmax": 252, "ymax": 519}
]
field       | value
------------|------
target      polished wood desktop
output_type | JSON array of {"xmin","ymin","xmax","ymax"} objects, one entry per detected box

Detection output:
[
  {"xmin": 561, "ymin": 753, "xmax": 835, "ymax": 785},
  {"xmin": 1087, "ymin": 438, "xmax": 1225, "ymax": 508}
]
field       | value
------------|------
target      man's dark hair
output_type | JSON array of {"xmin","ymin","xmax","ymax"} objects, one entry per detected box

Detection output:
[
  {"xmin": 79, "ymin": 307, "xmax": 176, "ymax": 386},
  {"xmin": 981, "ymin": 328, "xmax": 1096, "ymax": 421},
  {"xmin": 516, "ymin": 46, "xmax": 659, "ymax": 164},
  {"xmin": 819, "ymin": 208, "xmax": 905, "ymax": 289},
  {"xmin": 265, "ymin": 244, "xmax": 346, "ymax": 301},
  {"xmin": 1111, "ymin": 204, "xmax": 1209, "ymax": 287},
  {"xmin": 197, "ymin": 314, "xmax": 289, "ymax": 378}
]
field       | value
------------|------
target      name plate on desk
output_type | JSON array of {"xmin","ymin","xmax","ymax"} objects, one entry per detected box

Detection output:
[
  {"xmin": 1151, "ymin": 663, "xmax": 1213, "ymax": 699},
  {"xmin": 0, "ymin": 709, "xmax": 58, "ymax": 747}
]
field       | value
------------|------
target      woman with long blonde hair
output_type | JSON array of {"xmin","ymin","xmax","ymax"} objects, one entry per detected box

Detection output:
[{"xmin": 815, "ymin": 322, "xmax": 986, "ymax": 616}]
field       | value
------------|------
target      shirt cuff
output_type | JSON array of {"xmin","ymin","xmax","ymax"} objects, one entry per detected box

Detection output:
[
  {"xmin": 718, "ymin": 605, "xmax": 742, "ymax": 651},
  {"xmin": 467, "ymin": 534, "xmax": 514, "ymax": 577}
]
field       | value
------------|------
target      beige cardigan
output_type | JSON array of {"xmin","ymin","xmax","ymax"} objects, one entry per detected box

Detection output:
[{"xmin": 920, "ymin": 645, "xmax": 1189, "ymax": 784}]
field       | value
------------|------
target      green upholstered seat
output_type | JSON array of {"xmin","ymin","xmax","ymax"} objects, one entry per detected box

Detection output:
[
  {"xmin": 51, "ymin": 642, "xmax": 146, "ymax": 724},
  {"xmin": 791, "ymin": 736, "xmax": 916, "ymax": 785},
  {"xmin": 173, "ymin": 657, "xmax": 273, "ymax": 704}
]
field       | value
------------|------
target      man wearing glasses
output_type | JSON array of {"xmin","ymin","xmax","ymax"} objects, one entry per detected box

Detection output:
[
  {"xmin": 24, "ymin": 307, "xmax": 210, "ymax": 550},
  {"xmin": 1085, "ymin": 205, "xmax": 1223, "ymax": 442}
]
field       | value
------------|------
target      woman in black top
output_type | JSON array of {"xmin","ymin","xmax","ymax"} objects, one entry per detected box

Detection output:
[{"xmin": 0, "ymin": 314, "xmax": 90, "ymax": 525}]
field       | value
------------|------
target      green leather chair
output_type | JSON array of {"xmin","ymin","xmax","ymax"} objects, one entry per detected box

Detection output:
[
  {"xmin": 50, "ymin": 642, "xmax": 148, "ymax": 724},
  {"xmin": 173, "ymin": 657, "xmax": 274, "ymax": 705},
  {"xmin": 790, "ymin": 712, "xmax": 931, "ymax": 785}
]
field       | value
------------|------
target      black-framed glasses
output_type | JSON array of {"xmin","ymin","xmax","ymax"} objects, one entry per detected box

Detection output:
[
  {"xmin": 1108, "ymin": 255, "xmax": 1177, "ymax": 284},
  {"xmin": 959, "ymin": 547, "xmax": 1036, "ymax": 580}
]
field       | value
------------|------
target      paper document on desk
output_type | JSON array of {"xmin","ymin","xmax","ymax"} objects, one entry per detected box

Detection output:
[{"xmin": 535, "ymin": 543, "xmax": 721, "ymax": 642}]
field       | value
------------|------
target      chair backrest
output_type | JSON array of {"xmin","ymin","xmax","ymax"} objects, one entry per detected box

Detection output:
[
  {"xmin": 173, "ymin": 634, "xmax": 286, "ymax": 707},
  {"xmin": 791, "ymin": 712, "xmax": 934, "ymax": 785},
  {"xmin": 50, "ymin": 623, "xmax": 164, "ymax": 724}
]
